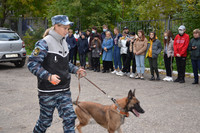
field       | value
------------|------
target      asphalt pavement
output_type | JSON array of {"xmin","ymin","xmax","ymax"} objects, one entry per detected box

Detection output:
[{"xmin": 0, "ymin": 62, "xmax": 200, "ymax": 133}]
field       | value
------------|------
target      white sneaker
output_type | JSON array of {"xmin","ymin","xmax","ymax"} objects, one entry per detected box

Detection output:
[
  {"xmin": 116, "ymin": 71, "xmax": 124, "ymax": 76},
  {"xmin": 135, "ymin": 73, "xmax": 140, "ymax": 79},
  {"xmin": 163, "ymin": 76, "xmax": 169, "ymax": 81},
  {"xmin": 111, "ymin": 70, "xmax": 117, "ymax": 74},
  {"xmin": 130, "ymin": 73, "xmax": 135, "ymax": 78},
  {"xmin": 166, "ymin": 77, "xmax": 173, "ymax": 82}
]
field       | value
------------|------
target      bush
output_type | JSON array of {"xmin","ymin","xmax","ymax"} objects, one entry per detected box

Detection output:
[{"xmin": 23, "ymin": 28, "xmax": 45, "ymax": 52}]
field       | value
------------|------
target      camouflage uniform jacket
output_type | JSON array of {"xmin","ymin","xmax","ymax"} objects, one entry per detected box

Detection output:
[{"xmin": 27, "ymin": 30, "xmax": 79, "ymax": 93}]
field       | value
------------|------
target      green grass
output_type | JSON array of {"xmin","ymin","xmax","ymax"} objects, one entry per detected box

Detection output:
[{"xmin": 26, "ymin": 49, "xmax": 33, "ymax": 55}]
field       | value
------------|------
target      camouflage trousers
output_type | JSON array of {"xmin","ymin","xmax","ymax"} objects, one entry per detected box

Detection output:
[{"xmin": 33, "ymin": 91, "xmax": 76, "ymax": 133}]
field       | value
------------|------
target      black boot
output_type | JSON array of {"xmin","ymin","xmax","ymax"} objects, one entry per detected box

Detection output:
[
  {"xmin": 102, "ymin": 70, "xmax": 106, "ymax": 73},
  {"xmin": 174, "ymin": 78, "xmax": 180, "ymax": 82},
  {"xmin": 156, "ymin": 77, "xmax": 160, "ymax": 81},
  {"xmin": 150, "ymin": 75, "xmax": 155, "ymax": 81},
  {"xmin": 155, "ymin": 69, "xmax": 160, "ymax": 81},
  {"xmin": 192, "ymin": 81, "xmax": 198, "ymax": 84},
  {"xmin": 179, "ymin": 79, "xmax": 185, "ymax": 83}
]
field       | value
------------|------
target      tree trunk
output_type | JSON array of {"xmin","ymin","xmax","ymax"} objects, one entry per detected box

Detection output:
[
  {"xmin": 0, "ymin": 0, "xmax": 8, "ymax": 27},
  {"xmin": 0, "ymin": 18, "xmax": 6, "ymax": 27}
]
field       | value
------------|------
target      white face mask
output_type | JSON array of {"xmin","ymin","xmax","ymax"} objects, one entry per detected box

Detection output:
[
  {"xmin": 164, "ymin": 36, "xmax": 168, "ymax": 40},
  {"xmin": 179, "ymin": 30, "xmax": 184, "ymax": 35},
  {"xmin": 103, "ymin": 29, "xmax": 107, "ymax": 32}
]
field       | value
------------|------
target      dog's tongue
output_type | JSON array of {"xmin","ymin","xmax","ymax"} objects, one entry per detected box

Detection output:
[{"xmin": 133, "ymin": 109, "xmax": 140, "ymax": 117}]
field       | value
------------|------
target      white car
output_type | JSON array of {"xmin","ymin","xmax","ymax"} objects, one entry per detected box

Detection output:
[{"xmin": 0, "ymin": 28, "xmax": 26, "ymax": 67}]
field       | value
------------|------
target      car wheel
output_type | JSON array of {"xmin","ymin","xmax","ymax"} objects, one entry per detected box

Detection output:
[{"xmin": 14, "ymin": 59, "xmax": 25, "ymax": 68}]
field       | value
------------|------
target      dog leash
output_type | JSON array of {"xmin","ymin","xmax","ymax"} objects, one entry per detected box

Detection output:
[{"xmin": 76, "ymin": 73, "xmax": 129, "ymax": 117}]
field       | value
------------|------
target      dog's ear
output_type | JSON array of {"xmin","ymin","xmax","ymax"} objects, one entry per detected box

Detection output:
[
  {"xmin": 128, "ymin": 90, "xmax": 133, "ymax": 99},
  {"xmin": 132, "ymin": 89, "xmax": 136, "ymax": 97}
]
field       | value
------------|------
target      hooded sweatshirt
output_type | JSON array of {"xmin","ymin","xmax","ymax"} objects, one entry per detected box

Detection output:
[{"xmin": 174, "ymin": 33, "xmax": 190, "ymax": 57}]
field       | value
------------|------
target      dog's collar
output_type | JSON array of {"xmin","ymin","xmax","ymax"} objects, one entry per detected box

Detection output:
[{"xmin": 114, "ymin": 105, "xmax": 129, "ymax": 117}]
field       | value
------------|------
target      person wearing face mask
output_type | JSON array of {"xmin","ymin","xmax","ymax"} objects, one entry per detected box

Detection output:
[
  {"xmin": 163, "ymin": 30, "xmax": 174, "ymax": 82},
  {"xmin": 173, "ymin": 25, "xmax": 190, "ymax": 83},
  {"xmin": 146, "ymin": 32, "xmax": 162, "ymax": 81},
  {"xmin": 73, "ymin": 28, "xmax": 80, "ymax": 65},
  {"xmin": 89, "ymin": 26, "xmax": 102, "ymax": 70},
  {"xmin": 188, "ymin": 29, "xmax": 200, "ymax": 84},
  {"xmin": 101, "ymin": 24, "xmax": 113, "ymax": 40}
]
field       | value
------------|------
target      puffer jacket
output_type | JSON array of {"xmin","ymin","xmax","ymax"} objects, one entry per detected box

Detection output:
[
  {"xmin": 146, "ymin": 39, "xmax": 162, "ymax": 58},
  {"xmin": 118, "ymin": 37, "xmax": 128, "ymax": 54}
]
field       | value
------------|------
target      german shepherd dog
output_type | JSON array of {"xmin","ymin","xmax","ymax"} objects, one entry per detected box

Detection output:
[{"xmin": 74, "ymin": 90, "xmax": 145, "ymax": 133}]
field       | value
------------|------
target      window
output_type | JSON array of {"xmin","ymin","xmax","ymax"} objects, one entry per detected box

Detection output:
[{"xmin": 0, "ymin": 32, "xmax": 20, "ymax": 41}]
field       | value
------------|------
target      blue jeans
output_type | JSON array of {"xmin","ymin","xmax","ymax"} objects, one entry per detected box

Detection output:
[
  {"xmin": 113, "ymin": 46, "xmax": 122, "ymax": 70},
  {"xmin": 191, "ymin": 59, "xmax": 200, "ymax": 83},
  {"xmin": 135, "ymin": 55, "xmax": 145, "ymax": 74},
  {"xmin": 33, "ymin": 91, "xmax": 76, "ymax": 133}
]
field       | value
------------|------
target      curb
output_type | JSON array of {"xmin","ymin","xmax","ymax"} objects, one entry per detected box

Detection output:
[{"xmin": 26, "ymin": 55, "xmax": 196, "ymax": 78}]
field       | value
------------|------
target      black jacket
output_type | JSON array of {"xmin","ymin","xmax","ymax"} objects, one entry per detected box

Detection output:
[
  {"xmin": 78, "ymin": 37, "xmax": 89, "ymax": 54},
  {"xmin": 188, "ymin": 37, "xmax": 200, "ymax": 60}
]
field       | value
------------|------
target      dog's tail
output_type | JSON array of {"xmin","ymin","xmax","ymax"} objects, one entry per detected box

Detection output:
[{"xmin": 72, "ymin": 101, "xmax": 80, "ymax": 105}]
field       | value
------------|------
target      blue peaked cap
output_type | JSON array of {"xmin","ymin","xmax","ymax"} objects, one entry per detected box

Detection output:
[{"xmin": 51, "ymin": 15, "xmax": 74, "ymax": 26}]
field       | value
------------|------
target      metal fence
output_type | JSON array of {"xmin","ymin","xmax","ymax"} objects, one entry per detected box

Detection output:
[
  {"xmin": 116, "ymin": 18, "xmax": 183, "ymax": 40},
  {"xmin": 1, "ymin": 17, "xmax": 48, "ymax": 37}
]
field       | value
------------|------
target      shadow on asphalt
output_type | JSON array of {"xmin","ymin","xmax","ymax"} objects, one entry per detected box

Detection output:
[{"xmin": 0, "ymin": 63, "xmax": 18, "ymax": 70}]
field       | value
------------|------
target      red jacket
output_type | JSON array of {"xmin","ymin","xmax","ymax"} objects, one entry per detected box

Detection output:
[{"xmin": 174, "ymin": 33, "xmax": 190, "ymax": 57}]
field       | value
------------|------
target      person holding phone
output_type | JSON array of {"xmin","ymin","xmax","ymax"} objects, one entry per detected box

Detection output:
[{"xmin": 188, "ymin": 29, "xmax": 200, "ymax": 84}]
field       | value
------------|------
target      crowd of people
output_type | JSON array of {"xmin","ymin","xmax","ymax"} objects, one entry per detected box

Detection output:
[
  {"xmin": 27, "ymin": 15, "xmax": 200, "ymax": 133},
  {"xmin": 67, "ymin": 24, "xmax": 200, "ymax": 84}
]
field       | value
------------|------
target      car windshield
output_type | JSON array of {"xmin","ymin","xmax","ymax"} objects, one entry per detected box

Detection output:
[{"xmin": 0, "ymin": 32, "xmax": 20, "ymax": 41}]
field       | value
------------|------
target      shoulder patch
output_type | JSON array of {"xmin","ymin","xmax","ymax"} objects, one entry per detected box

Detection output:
[{"xmin": 33, "ymin": 47, "xmax": 40, "ymax": 56}]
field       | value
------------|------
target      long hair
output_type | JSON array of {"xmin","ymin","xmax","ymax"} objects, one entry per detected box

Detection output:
[
  {"xmin": 91, "ymin": 37, "xmax": 101, "ymax": 48},
  {"xmin": 137, "ymin": 30, "xmax": 145, "ymax": 41},
  {"xmin": 149, "ymin": 31, "xmax": 156, "ymax": 40},
  {"xmin": 43, "ymin": 26, "xmax": 54, "ymax": 38},
  {"xmin": 114, "ymin": 27, "xmax": 120, "ymax": 34},
  {"xmin": 163, "ymin": 30, "xmax": 174, "ymax": 46}
]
